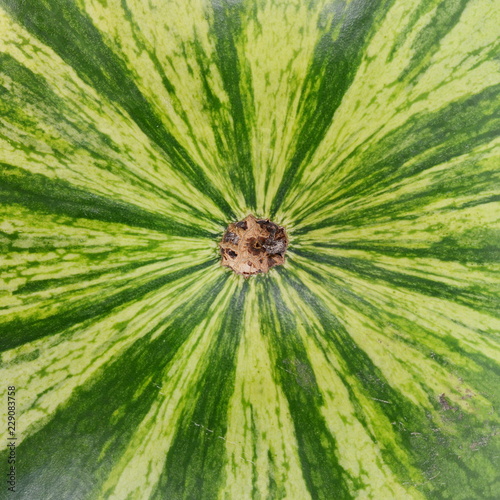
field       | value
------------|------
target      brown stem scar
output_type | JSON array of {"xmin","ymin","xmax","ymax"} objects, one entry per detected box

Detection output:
[{"xmin": 219, "ymin": 214, "xmax": 289, "ymax": 277}]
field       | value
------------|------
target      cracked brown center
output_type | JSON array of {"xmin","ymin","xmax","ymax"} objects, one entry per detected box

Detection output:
[{"xmin": 219, "ymin": 214, "xmax": 289, "ymax": 277}]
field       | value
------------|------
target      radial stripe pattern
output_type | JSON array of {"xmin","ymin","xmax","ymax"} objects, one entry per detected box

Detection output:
[{"xmin": 1, "ymin": 0, "xmax": 499, "ymax": 499}]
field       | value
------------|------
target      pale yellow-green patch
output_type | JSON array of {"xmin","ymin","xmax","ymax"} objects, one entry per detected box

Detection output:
[
  {"xmin": 222, "ymin": 281, "xmax": 312, "ymax": 499},
  {"xmin": 0, "ymin": 205, "xmax": 214, "ymax": 321},
  {"xmin": 101, "ymin": 276, "xmax": 239, "ymax": 500},
  {"xmin": 287, "ymin": 254, "xmax": 499, "ymax": 418},
  {"xmin": 81, "ymin": 0, "xmax": 246, "ymax": 214},
  {"xmin": 327, "ymin": 249, "xmax": 498, "ymax": 292},
  {"xmin": 0, "ymin": 10, "xmax": 226, "ymax": 230},
  {"xmin": 274, "ymin": 275, "xmax": 425, "ymax": 498},
  {"xmin": 0, "ymin": 265, "xmax": 220, "ymax": 446},
  {"xmin": 281, "ymin": 0, "xmax": 500, "ymax": 221},
  {"xmin": 237, "ymin": 0, "xmax": 333, "ymax": 215},
  {"xmin": 298, "ymin": 199, "xmax": 500, "ymax": 248},
  {"xmin": 292, "ymin": 252, "xmax": 500, "ymax": 361},
  {"xmin": 293, "ymin": 138, "xmax": 500, "ymax": 230}
]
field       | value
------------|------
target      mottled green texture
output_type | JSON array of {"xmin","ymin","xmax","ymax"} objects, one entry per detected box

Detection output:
[{"xmin": 0, "ymin": 0, "xmax": 499, "ymax": 499}]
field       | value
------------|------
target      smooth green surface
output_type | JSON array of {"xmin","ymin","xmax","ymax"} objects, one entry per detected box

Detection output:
[{"xmin": 0, "ymin": 0, "xmax": 499, "ymax": 498}]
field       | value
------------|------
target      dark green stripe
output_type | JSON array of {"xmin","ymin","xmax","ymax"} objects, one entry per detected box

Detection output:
[
  {"xmin": 0, "ymin": 260, "xmax": 215, "ymax": 351},
  {"xmin": 281, "ymin": 268, "xmax": 495, "ymax": 499},
  {"xmin": 0, "ymin": 163, "xmax": 215, "ymax": 238},
  {"xmin": 306, "ymin": 230, "xmax": 500, "ymax": 265},
  {"xmin": 0, "ymin": 0, "xmax": 235, "ymax": 219},
  {"xmin": 3, "ymin": 274, "xmax": 228, "ymax": 500},
  {"xmin": 293, "ymin": 248, "xmax": 500, "ymax": 317},
  {"xmin": 270, "ymin": 0, "xmax": 394, "ymax": 217},
  {"xmin": 291, "ymin": 253, "xmax": 500, "ymax": 403},
  {"xmin": 12, "ymin": 258, "xmax": 169, "ymax": 295},
  {"xmin": 209, "ymin": 0, "xmax": 256, "ymax": 210},
  {"xmin": 396, "ymin": 0, "xmax": 469, "ymax": 82},
  {"xmin": 295, "ymin": 83, "xmax": 500, "ymax": 227},
  {"xmin": 294, "ymin": 156, "xmax": 499, "ymax": 239},
  {"xmin": 260, "ymin": 276, "xmax": 351, "ymax": 500},
  {"xmin": 0, "ymin": 52, "xmax": 223, "ymax": 226},
  {"xmin": 117, "ymin": 1, "xmax": 226, "ymax": 183},
  {"xmin": 153, "ymin": 282, "xmax": 247, "ymax": 500},
  {"xmin": 290, "ymin": 257, "xmax": 500, "ymax": 378}
]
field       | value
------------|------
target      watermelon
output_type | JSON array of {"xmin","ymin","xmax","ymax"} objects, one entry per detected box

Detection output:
[{"xmin": 1, "ymin": 0, "xmax": 499, "ymax": 498}]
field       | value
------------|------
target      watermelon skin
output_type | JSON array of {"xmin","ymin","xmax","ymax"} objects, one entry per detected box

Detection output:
[{"xmin": 0, "ymin": 0, "xmax": 499, "ymax": 498}]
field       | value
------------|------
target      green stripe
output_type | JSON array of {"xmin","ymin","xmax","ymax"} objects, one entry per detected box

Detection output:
[
  {"xmin": 308, "ymin": 236, "xmax": 500, "ymax": 265},
  {"xmin": 0, "ymin": 260, "xmax": 215, "ymax": 351},
  {"xmin": 281, "ymin": 263, "xmax": 500, "ymax": 498},
  {"xmin": 288, "ymin": 254, "xmax": 500, "ymax": 381},
  {"xmin": 261, "ymin": 276, "xmax": 351, "ymax": 498},
  {"xmin": 12, "ymin": 257, "xmax": 170, "ymax": 295},
  {"xmin": 154, "ymin": 281, "xmax": 247, "ymax": 499},
  {"xmin": 292, "ymin": 248, "xmax": 499, "ymax": 315},
  {"xmin": 0, "ymin": 50, "xmax": 228, "ymax": 230},
  {"xmin": 209, "ymin": 0, "xmax": 257, "ymax": 210},
  {"xmin": 0, "ymin": 162, "xmax": 215, "ymax": 238},
  {"xmin": 270, "ymin": 0, "xmax": 395, "ymax": 217},
  {"xmin": 11, "ymin": 273, "xmax": 228, "ymax": 499},
  {"xmin": 278, "ymin": 270, "xmax": 422, "ymax": 485},
  {"xmin": 396, "ymin": 0, "xmax": 469, "ymax": 81},
  {"xmin": 293, "ymin": 83, "xmax": 500, "ymax": 229},
  {"xmin": 0, "ymin": 0, "xmax": 235, "ymax": 219}
]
